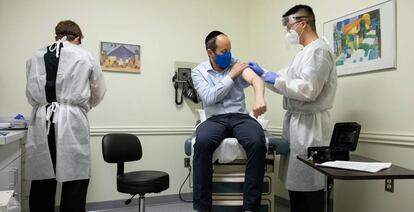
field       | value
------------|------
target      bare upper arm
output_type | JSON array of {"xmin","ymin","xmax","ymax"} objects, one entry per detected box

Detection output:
[{"xmin": 241, "ymin": 67, "xmax": 260, "ymax": 85}]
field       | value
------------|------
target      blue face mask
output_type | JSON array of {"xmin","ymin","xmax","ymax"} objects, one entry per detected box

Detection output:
[{"xmin": 214, "ymin": 52, "xmax": 232, "ymax": 69}]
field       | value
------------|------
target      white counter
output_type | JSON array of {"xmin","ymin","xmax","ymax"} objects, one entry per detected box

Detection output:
[
  {"xmin": 0, "ymin": 130, "xmax": 26, "ymax": 145},
  {"xmin": 0, "ymin": 190, "xmax": 13, "ymax": 211}
]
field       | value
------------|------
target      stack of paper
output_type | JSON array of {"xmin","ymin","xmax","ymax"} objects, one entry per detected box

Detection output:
[{"xmin": 316, "ymin": 160, "xmax": 392, "ymax": 173}]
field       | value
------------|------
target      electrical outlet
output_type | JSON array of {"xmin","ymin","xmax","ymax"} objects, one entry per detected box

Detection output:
[
  {"xmin": 385, "ymin": 179, "xmax": 394, "ymax": 192},
  {"xmin": 184, "ymin": 157, "xmax": 191, "ymax": 168}
]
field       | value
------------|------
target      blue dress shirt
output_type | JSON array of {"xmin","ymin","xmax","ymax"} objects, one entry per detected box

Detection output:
[{"xmin": 191, "ymin": 60, "xmax": 250, "ymax": 118}]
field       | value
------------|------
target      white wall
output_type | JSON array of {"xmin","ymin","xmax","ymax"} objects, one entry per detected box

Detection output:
[
  {"xmin": 1, "ymin": 0, "xmax": 414, "ymax": 211},
  {"xmin": 0, "ymin": 0, "xmax": 252, "ymax": 125},
  {"xmin": 0, "ymin": 0, "xmax": 251, "ymax": 206},
  {"xmin": 248, "ymin": 0, "xmax": 414, "ymax": 212}
]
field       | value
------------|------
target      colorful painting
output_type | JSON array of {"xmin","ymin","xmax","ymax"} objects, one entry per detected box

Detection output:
[
  {"xmin": 100, "ymin": 42, "xmax": 141, "ymax": 73},
  {"xmin": 333, "ymin": 9, "xmax": 381, "ymax": 66},
  {"xmin": 323, "ymin": 0, "xmax": 396, "ymax": 76}
]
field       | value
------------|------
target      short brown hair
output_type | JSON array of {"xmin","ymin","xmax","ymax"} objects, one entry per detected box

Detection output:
[{"xmin": 55, "ymin": 20, "xmax": 84, "ymax": 41}]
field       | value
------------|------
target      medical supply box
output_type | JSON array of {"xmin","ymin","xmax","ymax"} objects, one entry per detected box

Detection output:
[
  {"xmin": 0, "ymin": 116, "xmax": 28, "ymax": 129},
  {"xmin": 308, "ymin": 122, "xmax": 361, "ymax": 162}
]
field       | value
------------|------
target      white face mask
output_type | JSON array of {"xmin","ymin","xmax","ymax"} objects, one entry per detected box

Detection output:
[{"xmin": 286, "ymin": 29, "xmax": 300, "ymax": 45}]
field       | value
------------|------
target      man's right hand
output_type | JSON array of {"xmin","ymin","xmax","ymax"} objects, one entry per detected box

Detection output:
[
  {"xmin": 263, "ymin": 71, "xmax": 279, "ymax": 85},
  {"xmin": 228, "ymin": 61, "xmax": 248, "ymax": 79}
]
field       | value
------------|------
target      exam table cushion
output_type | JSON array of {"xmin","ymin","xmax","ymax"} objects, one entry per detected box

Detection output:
[{"xmin": 184, "ymin": 131, "xmax": 290, "ymax": 159}]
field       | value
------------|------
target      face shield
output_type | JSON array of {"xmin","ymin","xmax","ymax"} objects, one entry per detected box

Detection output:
[{"xmin": 282, "ymin": 14, "xmax": 314, "ymax": 31}]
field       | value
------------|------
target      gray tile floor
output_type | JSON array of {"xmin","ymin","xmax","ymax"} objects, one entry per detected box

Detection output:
[{"xmin": 90, "ymin": 201, "xmax": 290, "ymax": 212}]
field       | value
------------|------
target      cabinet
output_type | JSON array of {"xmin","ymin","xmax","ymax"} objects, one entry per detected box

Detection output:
[{"xmin": 0, "ymin": 131, "xmax": 26, "ymax": 205}]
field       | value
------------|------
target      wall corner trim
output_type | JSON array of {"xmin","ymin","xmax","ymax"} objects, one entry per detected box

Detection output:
[{"xmin": 91, "ymin": 126, "xmax": 414, "ymax": 147}]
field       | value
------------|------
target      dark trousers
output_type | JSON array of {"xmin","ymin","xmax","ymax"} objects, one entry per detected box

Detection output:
[
  {"xmin": 193, "ymin": 113, "xmax": 267, "ymax": 211},
  {"xmin": 29, "ymin": 123, "xmax": 89, "ymax": 212},
  {"xmin": 29, "ymin": 179, "xmax": 89, "ymax": 212},
  {"xmin": 288, "ymin": 189, "xmax": 325, "ymax": 212}
]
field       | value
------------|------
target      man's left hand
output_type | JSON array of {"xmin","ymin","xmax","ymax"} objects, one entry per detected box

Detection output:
[{"xmin": 248, "ymin": 61, "xmax": 265, "ymax": 77}]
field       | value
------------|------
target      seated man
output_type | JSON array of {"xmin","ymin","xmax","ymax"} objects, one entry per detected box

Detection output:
[{"xmin": 191, "ymin": 30, "xmax": 267, "ymax": 212}]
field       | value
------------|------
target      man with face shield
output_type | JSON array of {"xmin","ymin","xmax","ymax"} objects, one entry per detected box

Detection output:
[
  {"xmin": 191, "ymin": 31, "xmax": 267, "ymax": 212},
  {"xmin": 248, "ymin": 5, "xmax": 337, "ymax": 212},
  {"xmin": 25, "ymin": 20, "xmax": 106, "ymax": 212}
]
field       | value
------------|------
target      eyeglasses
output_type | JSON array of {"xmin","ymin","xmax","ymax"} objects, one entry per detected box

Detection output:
[{"xmin": 285, "ymin": 21, "xmax": 302, "ymax": 32}]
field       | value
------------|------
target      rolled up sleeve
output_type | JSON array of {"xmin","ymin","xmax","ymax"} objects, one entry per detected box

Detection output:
[{"xmin": 191, "ymin": 68, "xmax": 234, "ymax": 106}]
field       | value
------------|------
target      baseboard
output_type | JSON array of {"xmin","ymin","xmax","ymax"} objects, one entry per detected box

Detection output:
[
  {"xmin": 85, "ymin": 193, "xmax": 193, "ymax": 211},
  {"xmin": 274, "ymin": 195, "xmax": 290, "ymax": 207},
  {"xmin": 85, "ymin": 193, "xmax": 289, "ymax": 211}
]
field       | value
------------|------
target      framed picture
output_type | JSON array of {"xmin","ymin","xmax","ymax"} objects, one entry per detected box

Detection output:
[
  {"xmin": 323, "ymin": 0, "xmax": 396, "ymax": 76},
  {"xmin": 100, "ymin": 41, "xmax": 141, "ymax": 73}
]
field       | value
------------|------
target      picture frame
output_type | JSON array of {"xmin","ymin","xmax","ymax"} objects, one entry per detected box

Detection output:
[
  {"xmin": 323, "ymin": 0, "xmax": 396, "ymax": 76},
  {"xmin": 100, "ymin": 41, "xmax": 141, "ymax": 73}
]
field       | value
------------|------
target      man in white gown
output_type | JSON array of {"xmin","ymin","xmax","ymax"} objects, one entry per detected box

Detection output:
[
  {"xmin": 25, "ymin": 20, "xmax": 106, "ymax": 212},
  {"xmin": 249, "ymin": 5, "xmax": 337, "ymax": 212}
]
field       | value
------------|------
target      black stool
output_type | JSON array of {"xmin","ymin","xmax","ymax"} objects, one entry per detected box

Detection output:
[{"xmin": 102, "ymin": 133, "xmax": 169, "ymax": 212}]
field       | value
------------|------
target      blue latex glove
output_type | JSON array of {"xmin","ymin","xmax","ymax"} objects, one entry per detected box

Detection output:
[
  {"xmin": 14, "ymin": 114, "xmax": 25, "ymax": 120},
  {"xmin": 248, "ymin": 61, "xmax": 265, "ymax": 76},
  {"xmin": 263, "ymin": 71, "xmax": 279, "ymax": 85}
]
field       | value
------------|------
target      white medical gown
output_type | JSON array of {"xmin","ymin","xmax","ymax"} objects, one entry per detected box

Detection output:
[
  {"xmin": 271, "ymin": 38, "xmax": 337, "ymax": 191},
  {"xmin": 25, "ymin": 42, "xmax": 106, "ymax": 182}
]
